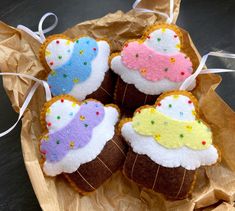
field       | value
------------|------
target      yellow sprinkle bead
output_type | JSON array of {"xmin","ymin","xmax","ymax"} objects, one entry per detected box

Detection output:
[
  {"xmin": 73, "ymin": 78, "xmax": 79, "ymax": 83},
  {"xmin": 69, "ymin": 141, "xmax": 75, "ymax": 149},
  {"xmin": 80, "ymin": 115, "xmax": 85, "ymax": 121}
]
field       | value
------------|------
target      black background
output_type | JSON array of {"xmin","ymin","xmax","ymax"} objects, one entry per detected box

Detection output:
[{"xmin": 0, "ymin": 0, "xmax": 234, "ymax": 210}]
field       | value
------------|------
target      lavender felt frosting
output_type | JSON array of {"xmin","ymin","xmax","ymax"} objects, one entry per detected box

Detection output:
[{"xmin": 40, "ymin": 101, "xmax": 105, "ymax": 162}]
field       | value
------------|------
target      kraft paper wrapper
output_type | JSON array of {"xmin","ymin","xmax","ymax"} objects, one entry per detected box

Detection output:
[{"xmin": 0, "ymin": 0, "xmax": 235, "ymax": 210}]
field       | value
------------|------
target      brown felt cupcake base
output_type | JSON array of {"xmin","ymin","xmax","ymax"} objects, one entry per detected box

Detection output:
[
  {"xmin": 64, "ymin": 133, "xmax": 128, "ymax": 194},
  {"xmin": 114, "ymin": 76, "xmax": 158, "ymax": 116},
  {"xmin": 123, "ymin": 148, "xmax": 196, "ymax": 199},
  {"xmin": 87, "ymin": 70, "xmax": 117, "ymax": 104}
]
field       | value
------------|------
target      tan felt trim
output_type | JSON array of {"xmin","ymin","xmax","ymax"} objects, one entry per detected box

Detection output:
[
  {"xmin": 175, "ymin": 168, "xmax": 186, "ymax": 198},
  {"xmin": 152, "ymin": 165, "xmax": 160, "ymax": 190},
  {"xmin": 100, "ymin": 86, "xmax": 112, "ymax": 97},
  {"xmin": 131, "ymin": 154, "xmax": 138, "ymax": 179},
  {"xmin": 111, "ymin": 138, "xmax": 126, "ymax": 157},
  {"xmin": 122, "ymin": 83, "xmax": 128, "ymax": 105},
  {"xmin": 97, "ymin": 157, "xmax": 113, "ymax": 174},
  {"xmin": 76, "ymin": 170, "xmax": 95, "ymax": 190}
]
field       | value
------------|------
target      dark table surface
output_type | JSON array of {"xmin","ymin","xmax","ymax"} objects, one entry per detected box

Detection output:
[{"xmin": 0, "ymin": 0, "xmax": 234, "ymax": 210}]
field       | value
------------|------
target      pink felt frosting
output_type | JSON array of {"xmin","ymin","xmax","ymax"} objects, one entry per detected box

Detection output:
[{"xmin": 121, "ymin": 42, "xmax": 193, "ymax": 82}]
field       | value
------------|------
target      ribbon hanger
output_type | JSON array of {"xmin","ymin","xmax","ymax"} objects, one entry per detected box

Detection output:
[
  {"xmin": 17, "ymin": 12, "xmax": 58, "ymax": 43},
  {"xmin": 0, "ymin": 73, "xmax": 51, "ymax": 137},
  {"xmin": 180, "ymin": 51, "xmax": 235, "ymax": 90},
  {"xmin": 132, "ymin": 0, "xmax": 174, "ymax": 24}
]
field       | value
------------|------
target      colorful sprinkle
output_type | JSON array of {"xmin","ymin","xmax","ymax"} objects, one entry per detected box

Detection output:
[
  {"xmin": 61, "ymin": 99, "xmax": 64, "ymax": 103},
  {"xmin": 73, "ymin": 78, "xmax": 79, "ymax": 83},
  {"xmin": 168, "ymin": 104, "xmax": 172, "ymax": 108},
  {"xmin": 56, "ymin": 40, "xmax": 60, "ymax": 44},
  {"xmin": 170, "ymin": 57, "xmax": 176, "ymax": 63},
  {"xmin": 46, "ymin": 108, "xmax": 51, "ymax": 115},
  {"xmin": 176, "ymin": 44, "xmax": 181, "ymax": 49},
  {"xmin": 47, "ymin": 122, "xmax": 52, "ymax": 127},
  {"xmin": 96, "ymin": 111, "xmax": 99, "ymax": 115},
  {"xmin": 66, "ymin": 40, "xmax": 71, "ymax": 45},
  {"xmin": 56, "ymin": 140, "xmax": 60, "ymax": 144},
  {"xmin": 57, "ymin": 116, "xmax": 61, "ymax": 120},
  {"xmin": 155, "ymin": 134, "xmax": 161, "ymax": 140},
  {"xmin": 43, "ymin": 135, "xmax": 49, "ymax": 141},
  {"xmin": 186, "ymin": 125, "xmax": 192, "ymax": 131},
  {"xmin": 80, "ymin": 115, "xmax": 85, "ymax": 121},
  {"xmin": 63, "ymin": 74, "xmax": 67, "ymax": 78},
  {"xmin": 180, "ymin": 134, "xmax": 184, "ymax": 138},
  {"xmin": 140, "ymin": 68, "xmax": 147, "ymax": 75},
  {"xmin": 202, "ymin": 141, "xmax": 206, "ymax": 145},
  {"xmin": 173, "ymin": 95, "xmax": 179, "ymax": 99},
  {"xmin": 93, "ymin": 48, "xmax": 97, "ymax": 51},
  {"xmin": 181, "ymin": 71, "xmax": 185, "ymax": 75},
  {"xmin": 157, "ymin": 38, "xmax": 161, "ymax": 42},
  {"xmin": 69, "ymin": 141, "xmax": 75, "ymax": 148},
  {"xmin": 151, "ymin": 120, "xmax": 155, "ymax": 125},
  {"xmin": 45, "ymin": 50, "xmax": 51, "ymax": 56},
  {"xmin": 79, "ymin": 50, "xmax": 84, "ymax": 55},
  {"xmin": 58, "ymin": 55, "xmax": 62, "ymax": 59}
]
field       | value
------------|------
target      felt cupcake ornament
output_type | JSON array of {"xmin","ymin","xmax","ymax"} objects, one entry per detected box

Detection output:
[
  {"xmin": 120, "ymin": 91, "xmax": 219, "ymax": 199},
  {"xmin": 39, "ymin": 95, "xmax": 127, "ymax": 193},
  {"xmin": 111, "ymin": 23, "xmax": 199, "ymax": 112},
  {"xmin": 40, "ymin": 35, "xmax": 114, "ymax": 104}
]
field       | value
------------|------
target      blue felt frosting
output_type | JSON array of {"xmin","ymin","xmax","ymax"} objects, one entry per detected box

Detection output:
[{"xmin": 47, "ymin": 37, "xmax": 98, "ymax": 96}]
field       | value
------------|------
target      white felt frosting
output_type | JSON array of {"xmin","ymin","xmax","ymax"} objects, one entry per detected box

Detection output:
[
  {"xmin": 144, "ymin": 28, "xmax": 181, "ymax": 54},
  {"xmin": 69, "ymin": 40, "xmax": 110, "ymax": 100},
  {"xmin": 111, "ymin": 55, "xmax": 196, "ymax": 95},
  {"xmin": 156, "ymin": 95, "xmax": 196, "ymax": 121},
  {"xmin": 43, "ymin": 106, "xmax": 119, "ymax": 176},
  {"xmin": 45, "ymin": 99, "xmax": 80, "ymax": 133},
  {"xmin": 121, "ymin": 122, "xmax": 218, "ymax": 170},
  {"xmin": 45, "ymin": 39, "xmax": 74, "ymax": 69}
]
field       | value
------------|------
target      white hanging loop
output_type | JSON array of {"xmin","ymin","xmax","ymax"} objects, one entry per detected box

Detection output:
[
  {"xmin": 180, "ymin": 51, "xmax": 235, "ymax": 90},
  {"xmin": 0, "ymin": 73, "xmax": 52, "ymax": 137},
  {"xmin": 17, "ymin": 12, "xmax": 58, "ymax": 43},
  {"xmin": 133, "ymin": 0, "xmax": 174, "ymax": 24}
]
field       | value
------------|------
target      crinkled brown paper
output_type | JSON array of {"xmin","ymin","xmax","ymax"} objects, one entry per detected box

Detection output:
[{"xmin": 0, "ymin": 0, "xmax": 235, "ymax": 210}]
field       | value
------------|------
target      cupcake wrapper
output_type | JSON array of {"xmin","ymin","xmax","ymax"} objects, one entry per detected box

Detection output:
[
  {"xmin": 87, "ymin": 70, "xmax": 117, "ymax": 104},
  {"xmin": 123, "ymin": 148, "xmax": 196, "ymax": 199},
  {"xmin": 64, "ymin": 132, "xmax": 128, "ymax": 194},
  {"xmin": 114, "ymin": 76, "xmax": 157, "ymax": 115}
]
